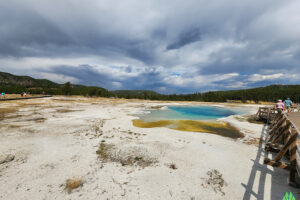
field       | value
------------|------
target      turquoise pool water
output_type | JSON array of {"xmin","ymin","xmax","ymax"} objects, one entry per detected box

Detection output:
[{"xmin": 139, "ymin": 106, "xmax": 248, "ymax": 122}]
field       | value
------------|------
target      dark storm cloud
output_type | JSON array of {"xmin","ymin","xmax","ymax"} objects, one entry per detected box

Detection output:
[
  {"xmin": 43, "ymin": 64, "xmax": 169, "ymax": 91},
  {"xmin": 43, "ymin": 65, "xmax": 106, "ymax": 86},
  {"xmin": 0, "ymin": 0, "xmax": 158, "ymax": 65},
  {"xmin": 0, "ymin": 3, "xmax": 72, "ymax": 57},
  {"xmin": 166, "ymin": 28, "xmax": 202, "ymax": 50},
  {"xmin": 0, "ymin": 0, "xmax": 299, "ymax": 92}
]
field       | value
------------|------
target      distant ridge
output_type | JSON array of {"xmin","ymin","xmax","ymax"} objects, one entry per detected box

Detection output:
[
  {"xmin": 0, "ymin": 71, "xmax": 58, "ymax": 88},
  {"xmin": 1, "ymin": 71, "xmax": 300, "ymax": 102}
]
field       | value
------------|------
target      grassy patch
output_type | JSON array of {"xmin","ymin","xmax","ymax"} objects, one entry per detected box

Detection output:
[
  {"xmin": 65, "ymin": 178, "xmax": 83, "ymax": 193},
  {"xmin": 234, "ymin": 116, "xmax": 245, "ymax": 122},
  {"xmin": 246, "ymin": 115, "xmax": 265, "ymax": 124},
  {"xmin": 96, "ymin": 141, "xmax": 114, "ymax": 160},
  {"xmin": 235, "ymin": 115, "xmax": 265, "ymax": 124}
]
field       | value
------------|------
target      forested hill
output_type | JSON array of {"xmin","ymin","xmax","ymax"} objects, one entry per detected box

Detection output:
[
  {"xmin": 1, "ymin": 71, "xmax": 300, "ymax": 102},
  {"xmin": 0, "ymin": 71, "xmax": 58, "ymax": 88},
  {"xmin": 0, "ymin": 71, "xmax": 109, "ymax": 96}
]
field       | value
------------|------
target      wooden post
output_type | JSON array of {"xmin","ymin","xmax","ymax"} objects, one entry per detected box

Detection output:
[
  {"xmin": 267, "ymin": 107, "xmax": 271, "ymax": 124},
  {"xmin": 274, "ymin": 132, "xmax": 298, "ymax": 162},
  {"xmin": 268, "ymin": 116, "xmax": 286, "ymax": 142},
  {"xmin": 272, "ymin": 121, "xmax": 291, "ymax": 144},
  {"xmin": 289, "ymin": 129, "xmax": 298, "ymax": 184},
  {"xmin": 256, "ymin": 107, "xmax": 261, "ymax": 119},
  {"xmin": 264, "ymin": 158, "xmax": 291, "ymax": 170}
]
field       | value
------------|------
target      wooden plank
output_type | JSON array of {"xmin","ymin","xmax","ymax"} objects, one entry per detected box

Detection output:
[
  {"xmin": 265, "ymin": 143, "xmax": 284, "ymax": 149},
  {"xmin": 268, "ymin": 116, "xmax": 287, "ymax": 142},
  {"xmin": 271, "ymin": 122, "xmax": 291, "ymax": 145},
  {"xmin": 264, "ymin": 158, "xmax": 292, "ymax": 170},
  {"xmin": 289, "ymin": 129, "xmax": 298, "ymax": 183},
  {"xmin": 296, "ymin": 150, "xmax": 300, "ymax": 177},
  {"xmin": 274, "ymin": 131, "xmax": 298, "ymax": 162}
]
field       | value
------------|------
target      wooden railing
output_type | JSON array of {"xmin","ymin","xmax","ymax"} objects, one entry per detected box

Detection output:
[{"xmin": 257, "ymin": 106, "xmax": 300, "ymax": 186}]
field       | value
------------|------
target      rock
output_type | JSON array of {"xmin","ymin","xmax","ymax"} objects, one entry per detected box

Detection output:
[{"xmin": 0, "ymin": 154, "xmax": 15, "ymax": 164}]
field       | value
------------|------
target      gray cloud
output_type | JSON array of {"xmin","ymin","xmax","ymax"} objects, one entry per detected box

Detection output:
[{"xmin": 0, "ymin": 0, "xmax": 299, "ymax": 93}]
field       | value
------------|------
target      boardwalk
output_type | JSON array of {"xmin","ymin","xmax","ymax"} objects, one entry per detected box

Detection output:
[
  {"xmin": 257, "ymin": 107, "xmax": 300, "ymax": 187},
  {"xmin": 288, "ymin": 112, "xmax": 300, "ymax": 127},
  {"xmin": 287, "ymin": 112, "xmax": 300, "ymax": 179},
  {"xmin": 288, "ymin": 112, "xmax": 300, "ymax": 146}
]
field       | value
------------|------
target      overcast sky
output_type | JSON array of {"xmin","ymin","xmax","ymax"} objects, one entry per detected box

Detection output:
[{"xmin": 0, "ymin": 0, "xmax": 299, "ymax": 93}]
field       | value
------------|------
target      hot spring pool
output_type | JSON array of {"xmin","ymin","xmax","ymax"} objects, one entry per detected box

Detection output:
[
  {"xmin": 138, "ymin": 106, "xmax": 247, "ymax": 121},
  {"xmin": 133, "ymin": 105, "xmax": 249, "ymax": 138}
]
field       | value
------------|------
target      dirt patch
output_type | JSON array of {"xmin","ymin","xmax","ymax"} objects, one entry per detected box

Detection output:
[
  {"xmin": 0, "ymin": 154, "xmax": 15, "ymax": 164},
  {"xmin": 0, "ymin": 108, "xmax": 18, "ymax": 121},
  {"xmin": 33, "ymin": 117, "xmax": 47, "ymax": 123},
  {"xmin": 202, "ymin": 169, "xmax": 227, "ymax": 196},
  {"xmin": 65, "ymin": 177, "xmax": 83, "ymax": 193},
  {"xmin": 96, "ymin": 141, "xmax": 157, "ymax": 168},
  {"xmin": 168, "ymin": 163, "xmax": 177, "ymax": 170},
  {"xmin": 53, "ymin": 98, "xmax": 77, "ymax": 102},
  {"xmin": 2, "ymin": 114, "xmax": 24, "ymax": 120},
  {"xmin": 56, "ymin": 109, "xmax": 83, "ymax": 113},
  {"xmin": 243, "ymin": 137, "xmax": 262, "ymax": 145},
  {"xmin": 6, "ymin": 124, "xmax": 22, "ymax": 129}
]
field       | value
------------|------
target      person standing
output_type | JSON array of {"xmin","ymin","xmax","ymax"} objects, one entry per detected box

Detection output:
[
  {"xmin": 1, "ymin": 92, "xmax": 5, "ymax": 99},
  {"xmin": 276, "ymin": 99, "xmax": 285, "ymax": 113},
  {"xmin": 284, "ymin": 98, "xmax": 293, "ymax": 113}
]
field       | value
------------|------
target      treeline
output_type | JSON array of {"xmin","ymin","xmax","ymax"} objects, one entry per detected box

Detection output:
[
  {"xmin": 1, "ymin": 71, "xmax": 300, "ymax": 102},
  {"xmin": 110, "ymin": 85, "xmax": 300, "ymax": 103},
  {"xmin": 2, "ymin": 82, "xmax": 300, "ymax": 103}
]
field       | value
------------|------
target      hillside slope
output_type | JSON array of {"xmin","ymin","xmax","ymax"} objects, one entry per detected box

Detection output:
[
  {"xmin": 0, "ymin": 72, "xmax": 58, "ymax": 88},
  {"xmin": 0, "ymin": 71, "xmax": 108, "ymax": 96}
]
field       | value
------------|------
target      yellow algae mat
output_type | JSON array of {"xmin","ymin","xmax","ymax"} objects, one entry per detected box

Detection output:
[{"xmin": 132, "ymin": 119, "xmax": 244, "ymax": 138}]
